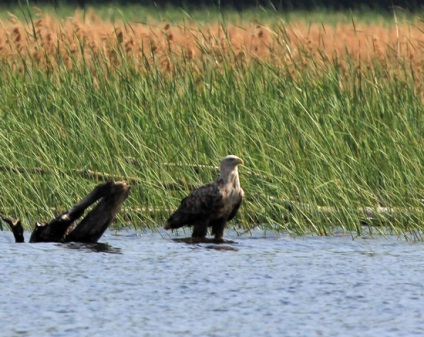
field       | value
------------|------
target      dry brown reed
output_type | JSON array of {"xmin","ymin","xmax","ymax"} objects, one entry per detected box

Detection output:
[{"xmin": 0, "ymin": 9, "xmax": 422, "ymax": 81}]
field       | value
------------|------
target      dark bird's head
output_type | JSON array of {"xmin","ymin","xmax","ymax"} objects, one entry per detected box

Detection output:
[{"xmin": 220, "ymin": 155, "xmax": 244, "ymax": 184}]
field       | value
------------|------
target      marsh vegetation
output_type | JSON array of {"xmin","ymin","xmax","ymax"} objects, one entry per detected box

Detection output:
[{"xmin": 0, "ymin": 5, "xmax": 423, "ymax": 237}]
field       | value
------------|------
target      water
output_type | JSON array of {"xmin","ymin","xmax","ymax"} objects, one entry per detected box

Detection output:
[{"xmin": 1, "ymin": 228, "xmax": 423, "ymax": 337}]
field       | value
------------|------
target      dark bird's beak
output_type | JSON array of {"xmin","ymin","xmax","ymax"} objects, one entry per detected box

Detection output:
[{"xmin": 237, "ymin": 158, "xmax": 244, "ymax": 165}]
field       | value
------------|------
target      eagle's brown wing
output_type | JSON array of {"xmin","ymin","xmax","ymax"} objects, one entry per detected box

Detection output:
[
  {"xmin": 210, "ymin": 188, "xmax": 243, "ymax": 239},
  {"xmin": 164, "ymin": 181, "xmax": 223, "ymax": 230}
]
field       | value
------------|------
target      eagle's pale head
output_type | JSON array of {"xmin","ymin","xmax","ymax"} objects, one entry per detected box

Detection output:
[
  {"xmin": 221, "ymin": 155, "xmax": 244, "ymax": 167},
  {"xmin": 220, "ymin": 155, "xmax": 244, "ymax": 184}
]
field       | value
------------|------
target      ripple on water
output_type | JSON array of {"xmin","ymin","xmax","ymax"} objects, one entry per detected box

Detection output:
[{"xmin": 0, "ymin": 229, "xmax": 423, "ymax": 337}]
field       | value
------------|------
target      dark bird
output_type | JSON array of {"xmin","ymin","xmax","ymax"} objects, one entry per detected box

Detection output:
[{"xmin": 164, "ymin": 155, "xmax": 244, "ymax": 240}]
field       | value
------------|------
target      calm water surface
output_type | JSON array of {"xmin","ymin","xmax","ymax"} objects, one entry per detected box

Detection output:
[{"xmin": 0, "ymin": 228, "xmax": 423, "ymax": 337}]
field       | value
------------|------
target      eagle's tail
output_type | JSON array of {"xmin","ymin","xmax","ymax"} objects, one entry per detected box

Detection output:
[{"xmin": 164, "ymin": 209, "xmax": 189, "ymax": 230}]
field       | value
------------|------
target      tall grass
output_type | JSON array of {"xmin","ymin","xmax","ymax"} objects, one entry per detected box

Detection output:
[
  {"xmin": 0, "ymin": 3, "xmax": 419, "ymax": 25},
  {"xmin": 0, "ymin": 7, "xmax": 423, "ymax": 237}
]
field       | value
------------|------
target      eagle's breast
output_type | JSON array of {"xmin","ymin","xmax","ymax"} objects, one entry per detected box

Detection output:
[{"xmin": 213, "ymin": 183, "xmax": 243, "ymax": 220}]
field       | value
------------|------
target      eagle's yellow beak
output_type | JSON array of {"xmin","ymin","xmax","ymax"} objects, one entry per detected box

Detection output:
[{"xmin": 237, "ymin": 158, "xmax": 244, "ymax": 165}]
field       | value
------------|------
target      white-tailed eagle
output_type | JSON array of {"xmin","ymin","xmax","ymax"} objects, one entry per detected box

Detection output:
[{"xmin": 164, "ymin": 155, "xmax": 244, "ymax": 240}]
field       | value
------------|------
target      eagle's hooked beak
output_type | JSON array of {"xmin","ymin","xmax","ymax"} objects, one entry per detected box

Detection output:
[{"xmin": 237, "ymin": 158, "xmax": 244, "ymax": 165}]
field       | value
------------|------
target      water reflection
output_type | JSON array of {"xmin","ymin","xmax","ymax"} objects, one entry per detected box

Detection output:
[
  {"xmin": 204, "ymin": 244, "xmax": 238, "ymax": 251},
  {"xmin": 61, "ymin": 241, "xmax": 122, "ymax": 254},
  {"xmin": 172, "ymin": 237, "xmax": 239, "ymax": 251},
  {"xmin": 171, "ymin": 237, "xmax": 236, "ymax": 244}
]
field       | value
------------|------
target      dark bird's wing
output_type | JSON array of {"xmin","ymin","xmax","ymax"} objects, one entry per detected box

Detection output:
[
  {"xmin": 211, "ymin": 188, "xmax": 243, "ymax": 239},
  {"xmin": 165, "ymin": 182, "xmax": 223, "ymax": 230}
]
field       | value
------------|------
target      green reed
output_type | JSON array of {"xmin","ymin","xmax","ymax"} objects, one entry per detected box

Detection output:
[
  {"xmin": 1, "ymin": 3, "xmax": 417, "ymax": 25},
  {"xmin": 0, "ymin": 14, "xmax": 423, "ymax": 238}
]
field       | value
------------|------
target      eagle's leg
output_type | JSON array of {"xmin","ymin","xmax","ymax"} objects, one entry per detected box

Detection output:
[
  {"xmin": 191, "ymin": 220, "xmax": 208, "ymax": 238},
  {"xmin": 211, "ymin": 218, "xmax": 226, "ymax": 240}
]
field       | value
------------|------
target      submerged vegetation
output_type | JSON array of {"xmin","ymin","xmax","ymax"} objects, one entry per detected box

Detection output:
[{"xmin": 0, "ymin": 5, "xmax": 423, "ymax": 237}]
